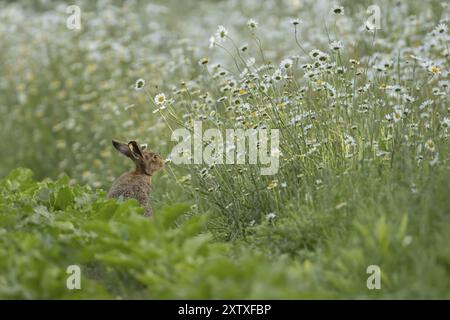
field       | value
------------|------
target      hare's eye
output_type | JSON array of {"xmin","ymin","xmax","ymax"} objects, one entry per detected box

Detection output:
[{"xmin": 152, "ymin": 154, "xmax": 159, "ymax": 161}]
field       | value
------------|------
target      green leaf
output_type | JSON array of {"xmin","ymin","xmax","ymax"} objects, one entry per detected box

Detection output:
[
  {"xmin": 182, "ymin": 233, "xmax": 212, "ymax": 256},
  {"xmin": 33, "ymin": 205, "xmax": 52, "ymax": 219},
  {"xmin": 54, "ymin": 187, "xmax": 75, "ymax": 210},
  {"xmin": 112, "ymin": 200, "xmax": 141, "ymax": 220},
  {"xmin": 93, "ymin": 201, "xmax": 119, "ymax": 220},
  {"xmin": 53, "ymin": 221, "xmax": 75, "ymax": 232},
  {"xmin": 157, "ymin": 204, "xmax": 190, "ymax": 229},
  {"xmin": 3, "ymin": 168, "xmax": 34, "ymax": 192}
]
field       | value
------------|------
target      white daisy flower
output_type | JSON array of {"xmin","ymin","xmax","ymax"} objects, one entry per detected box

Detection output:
[
  {"xmin": 329, "ymin": 40, "xmax": 344, "ymax": 51},
  {"xmin": 215, "ymin": 25, "xmax": 228, "ymax": 41},
  {"xmin": 246, "ymin": 57, "xmax": 256, "ymax": 66},
  {"xmin": 331, "ymin": 5, "xmax": 344, "ymax": 15},
  {"xmin": 290, "ymin": 18, "xmax": 303, "ymax": 26},
  {"xmin": 154, "ymin": 93, "xmax": 166, "ymax": 105},
  {"xmin": 309, "ymin": 49, "xmax": 323, "ymax": 59},
  {"xmin": 419, "ymin": 100, "xmax": 433, "ymax": 110},
  {"xmin": 434, "ymin": 23, "xmax": 448, "ymax": 35},
  {"xmin": 425, "ymin": 139, "xmax": 436, "ymax": 152},
  {"xmin": 280, "ymin": 58, "xmax": 293, "ymax": 69},
  {"xmin": 393, "ymin": 110, "xmax": 402, "ymax": 123},
  {"xmin": 247, "ymin": 19, "xmax": 258, "ymax": 29},
  {"xmin": 135, "ymin": 78, "xmax": 145, "ymax": 91},
  {"xmin": 272, "ymin": 69, "xmax": 282, "ymax": 81},
  {"xmin": 266, "ymin": 212, "xmax": 277, "ymax": 221},
  {"xmin": 428, "ymin": 64, "xmax": 441, "ymax": 75},
  {"xmin": 317, "ymin": 52, "xmax": 330, "ymax": 63},
  {"xmin": 438, "ymin": 80, "xmax": 449, "ymax": 89},
  {"xmin": 209, "ymin": 36, "xmax": 216, "ymax": 48},
  {"xmin": 441, "ymin": 117, "xmax": 450, "ymax": 127},
  {"xmin": 198, "ymin": 57, "xmax": 209, "ymax": 65}
]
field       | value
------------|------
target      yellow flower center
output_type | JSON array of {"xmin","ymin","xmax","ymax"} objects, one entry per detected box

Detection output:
[{"xmin": 430, "ymin": 66, "xmax": 440, "ymax": 74}]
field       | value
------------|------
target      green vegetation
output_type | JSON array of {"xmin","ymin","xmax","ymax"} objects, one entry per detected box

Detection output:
[
  {"xmin": 1, "ymin": 168, "xmax": 449, "ymax": 299},
  {"xmin": 0, "ymin": 0, "xmax": 449, "ymax": 299}
]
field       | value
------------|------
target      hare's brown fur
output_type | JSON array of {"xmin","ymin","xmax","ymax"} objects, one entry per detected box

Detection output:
[{"xmin": 108, "ymin": 140, "xmax": 164, "ymax": 217}]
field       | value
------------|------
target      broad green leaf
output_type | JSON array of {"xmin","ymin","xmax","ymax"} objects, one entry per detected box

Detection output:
[
  {"xmin": 54, "ymin": 187, "xmax": 75, "ymax": 210},
  {"xmin": 157, "ymin": 204, "xmax": 190, "ymax": 229}
]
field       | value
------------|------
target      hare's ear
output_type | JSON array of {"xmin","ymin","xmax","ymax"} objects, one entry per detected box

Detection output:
[
  {"xmin": 128, "ymin": 141, "xmax": 144, "ymax": 160},
  {"xmin": 112, "ymin": 140, "xmax": 132, "ymax": 158}
]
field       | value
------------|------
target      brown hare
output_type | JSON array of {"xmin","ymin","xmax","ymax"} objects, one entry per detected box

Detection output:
[{"xmin": 108, "ymin": 140, "xmax": 165, "ymax": 217}]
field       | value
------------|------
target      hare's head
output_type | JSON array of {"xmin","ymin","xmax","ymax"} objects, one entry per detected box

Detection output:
[{"xmin": 112, "ymin": 140, "xmax": 165, "ymax": 176}]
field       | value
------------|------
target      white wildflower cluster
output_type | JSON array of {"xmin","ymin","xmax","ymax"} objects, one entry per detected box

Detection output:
[{"xmin": 3, "ymin": 0, "xmax": 449, "ymax": 232}]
